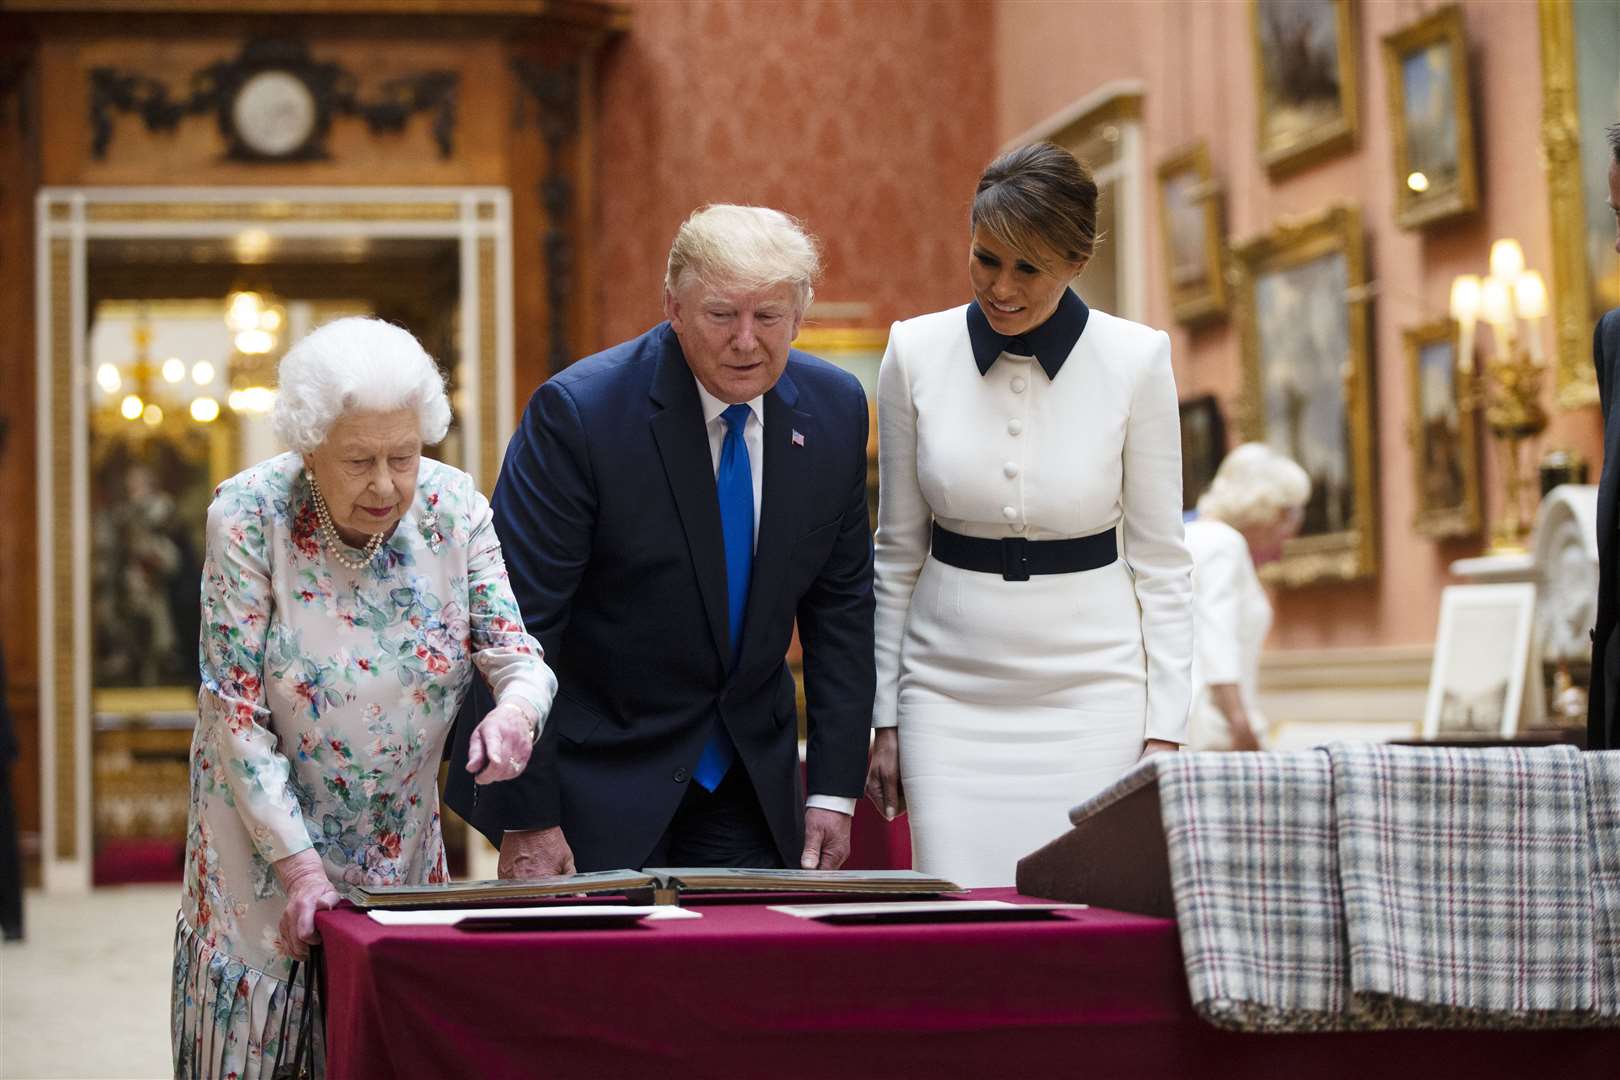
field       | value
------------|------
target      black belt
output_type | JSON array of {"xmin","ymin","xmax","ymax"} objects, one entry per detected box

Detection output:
[{"xmin": 929, "ymin": 523, "xmax": 1118, "ymax": 582}]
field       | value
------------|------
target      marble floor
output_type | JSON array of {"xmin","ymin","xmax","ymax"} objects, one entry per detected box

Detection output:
[{"xmin": 1, "ymin": 885, "xmax": 177, "ymax": 1080}]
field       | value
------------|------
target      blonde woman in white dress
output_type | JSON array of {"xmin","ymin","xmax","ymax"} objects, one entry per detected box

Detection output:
[
  {"xmin": 864, "ymin": 143, "xmax": 1194, "ymax": 888},
  {"xmin": 1184, "ymin": 443, "xmax": 1309, "ymax": 752}
]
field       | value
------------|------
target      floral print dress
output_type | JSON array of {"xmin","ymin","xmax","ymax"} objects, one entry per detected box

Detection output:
[{"xmin": 171, "ymin": 451, "xmax": 555, "ymax": 1080}]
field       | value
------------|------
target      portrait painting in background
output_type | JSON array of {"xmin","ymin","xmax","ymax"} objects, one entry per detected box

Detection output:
[
  {"xmin": 90, "ymin": 432, "xmax": 211, "ymax": 691},
  {"xmin": 1252, "ymin": 0, "xmax": 1358, "ymax": 176},
  {"xmin": 1423, "ymin": 584, "xmax": 1540, "ymax": 740},
  {"xmin": 1404, "ymin": 320, "xmax": 1481, "ymax": 540},
  {"xmin": 1156, "ymin": 143, "xmax": 1228, "ymax": 326},
  {"xmin": 1179, "ymin": 396, "xmax": 1227, "ymax": 513},
  {"xmin": 1235, "ymin": 204, "xmax": 1376, "ymax": 586},
  {"xmin": 1539, "ymin": 0, "xmax": 1620, "ymax": 407},
  {"xmin": 1382, "ymin": 5, "xmax": 1478, "ymax": 230}
]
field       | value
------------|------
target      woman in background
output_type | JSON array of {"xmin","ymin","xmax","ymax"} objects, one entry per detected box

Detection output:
[{"xmin": 1184, "ymin": 443, "xmax": 1309, "ymax": 751}]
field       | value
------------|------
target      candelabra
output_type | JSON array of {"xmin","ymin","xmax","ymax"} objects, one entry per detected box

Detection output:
[{"xmin": 1449, "ymin": 239, "xmax": 1550, "ymax": 554}]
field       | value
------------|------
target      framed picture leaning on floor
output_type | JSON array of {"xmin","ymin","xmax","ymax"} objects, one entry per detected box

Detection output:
[{"xmin": 1423, "ymin": 583, "xmax": 1542, "ymax": 740}]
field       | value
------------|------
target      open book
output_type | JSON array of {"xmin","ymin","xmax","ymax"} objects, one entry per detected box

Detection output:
[{"xmin": 344, "ymin": 867, "xmax": 961, "ymax": 910}]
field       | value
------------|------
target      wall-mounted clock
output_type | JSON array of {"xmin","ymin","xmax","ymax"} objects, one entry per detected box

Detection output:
[{"xmin": 229, "ymin": 69, "xmax": 319, "ymax": 160}]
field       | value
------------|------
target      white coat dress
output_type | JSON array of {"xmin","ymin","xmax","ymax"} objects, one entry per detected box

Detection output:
[{"xmin": 872, "ymin": 293, "xmax": 1193, "ymax": 887}]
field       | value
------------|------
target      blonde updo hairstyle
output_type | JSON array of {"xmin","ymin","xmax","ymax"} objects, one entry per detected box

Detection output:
[
  {"xmin": 1196, "ymin": 443, "xmax": 1312, "ymax": 530},
  {"xmin": 271, "ymin": 317, "xmax": 451, "ymax": 454}
]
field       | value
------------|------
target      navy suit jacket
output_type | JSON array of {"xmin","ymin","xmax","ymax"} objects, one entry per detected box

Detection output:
[
  {"xmin": 1590, "ymin": 307, "xmax": 1620, "ymax": 750},
  {"xmin": 446, "ymin": 323, "xmax": 876, "ymax": 869}
]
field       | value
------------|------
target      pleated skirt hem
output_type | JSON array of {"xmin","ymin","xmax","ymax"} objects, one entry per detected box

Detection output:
[{"xmin": 171, "ymin": 913, "xmax": 323, "ymax": 1080}]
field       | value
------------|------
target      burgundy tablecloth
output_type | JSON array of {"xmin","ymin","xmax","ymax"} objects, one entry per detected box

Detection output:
[
  {"xmin": 317, "ymin": 890, "xmax": 1618, "ymax": 1080},
  {"xmin": 844, "ymin": 796, "xmax": 911, "ymax": 871}
]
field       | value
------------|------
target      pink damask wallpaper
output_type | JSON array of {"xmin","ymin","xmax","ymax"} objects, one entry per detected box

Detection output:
[{"xmin": 593, "ymin": 0, "xmax": 996, "ymax": 350}]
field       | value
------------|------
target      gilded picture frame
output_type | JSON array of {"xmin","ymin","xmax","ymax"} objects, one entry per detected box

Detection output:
[
  {"xmin": 1252, "ymin": 0, "xmax": 1359, "ymax": 178},
  {"xmin": 1381, "ymin": 5, "xmax": 1479, "ymax": 230},
  {"xmin": 1538, "ymin": 0, "xmax": 1618, "ymax": 409},
  {"xmin": 1156, "ymin": 143, "xmax": 1228, "ymax": 326},
  {"xmin": 1404, "ymin": 319, "xmax": 1482, "ymax": 540},
  {"xmin": 790, "ymin": 324, "xmax": 884, "ymax": 493},
  {"xmin": 1235, "ymin": 204, "xmax": 1377, "ymax": 586}
]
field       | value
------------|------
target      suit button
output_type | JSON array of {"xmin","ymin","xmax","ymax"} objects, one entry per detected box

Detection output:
[
  {"xmin": 673, "ymin": 767, "xmax": 690, "ymax": 783},
  {"xmin": 1007, "ymin": 419, "xmax": 1023, "ymax": 436},
  {"xmin": 1011, "ymin": 376, "xmax": 1027, "ymax": 393}
]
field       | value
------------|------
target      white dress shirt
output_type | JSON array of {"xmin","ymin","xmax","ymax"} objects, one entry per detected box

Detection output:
[{"xmin": 694, "ymin": 375, "xmax": 856, "ymax": 817}]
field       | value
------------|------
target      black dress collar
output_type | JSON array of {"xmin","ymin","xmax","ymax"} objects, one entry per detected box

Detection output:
[{"xmin": 966, "ymin": 287, "xmax": 1090, "ymax": 380}]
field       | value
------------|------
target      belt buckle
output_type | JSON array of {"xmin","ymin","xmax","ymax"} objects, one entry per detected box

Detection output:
[{"xmin": 1000, "ymin": 536, "xmax": 1031, "ymax": 582}]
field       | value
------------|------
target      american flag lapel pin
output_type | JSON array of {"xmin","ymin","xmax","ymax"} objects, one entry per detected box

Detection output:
[{"xmin": 791, "ymin": 429, "xmax": 805, "ymax": 447}]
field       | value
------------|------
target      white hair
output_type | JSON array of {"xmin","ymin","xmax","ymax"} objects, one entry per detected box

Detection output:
[
  {"xmin": 664, "ymin": 204, "xmax": 821, "ymax": 310},
  {"xmin": 270, "ymin": 317, "xmax": 451, "ymax": 453},
  {"xmin": 1196, "ymin": 442, "xmax": 1312, "ymax": 530}
]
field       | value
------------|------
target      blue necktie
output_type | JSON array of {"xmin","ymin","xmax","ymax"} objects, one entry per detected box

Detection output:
[{"xmin": 694, "ymin": 403, "xmax": 752, "ymax": 791}]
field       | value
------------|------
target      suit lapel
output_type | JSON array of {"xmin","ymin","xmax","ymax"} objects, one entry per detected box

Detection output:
[
  {"xmin": 648, "ymin": 329, "xmax": 731, "ymax": 667},
  {"xmin": 1603, "ymin": 331, "xmax": 1620, "ymax": 571},
  {"xmin": 738, "ymin": 371, "xmax": 807, "ymax": 671}
]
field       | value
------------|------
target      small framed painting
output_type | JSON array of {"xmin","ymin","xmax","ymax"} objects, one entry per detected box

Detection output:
[
  {"xmin": 1422, "ymin": 584, "xmax": 1542, "ymax": 739},
  {"xmin": 1179, "ymin": 395, "xmax": 1227, "ymax": 512},
  {"xmin": 1381, "ymin": 5, "xmax": 1480, "ymax": 229},
  {"xmin": 1252, "ymin": 0, "xmax": 1359, "ymax": 176},
  {"xmin": 1156, "ymin": 143, "xmax": 1228, "ymax": 326},
  {"xmin": 1403, "ymin": 319, "xmax": 1481, "ymax": 539}
]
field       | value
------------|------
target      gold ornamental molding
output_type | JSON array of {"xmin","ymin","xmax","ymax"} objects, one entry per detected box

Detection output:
[
  {"xmin": 1538, "ymin": 0, "xmax": 1601, "ymax": 411},
  {"xmin": 48, "ymin": 236, "xmax": 77, "ymax": 862}
]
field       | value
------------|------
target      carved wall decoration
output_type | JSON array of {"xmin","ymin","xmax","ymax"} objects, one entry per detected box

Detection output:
[
  {"xmin": 512, "ymin": 57, "xmax": 582, "ymax": 374},
  {"xmin": 89, "ymin": 38, "xmax": 457, "ymax": 162}
]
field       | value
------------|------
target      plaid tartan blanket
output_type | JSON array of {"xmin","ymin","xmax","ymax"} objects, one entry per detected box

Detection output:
[
  {"xmin": 1588, "ymin": 752, "xmax": 1620, "ymax": 1016},
  {"xmin": 1331, "ymin": 744, "xmax": 1596, "ymax": 1024},
  {"xmin": 1069, "ymin": 747, "xmax": 1620, "ymax": 1031}
]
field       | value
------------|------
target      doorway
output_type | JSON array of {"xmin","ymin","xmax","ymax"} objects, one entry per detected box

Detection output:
[{"xmin": 35, "ymin": 187, "xmax": 514, "ymax": 890}]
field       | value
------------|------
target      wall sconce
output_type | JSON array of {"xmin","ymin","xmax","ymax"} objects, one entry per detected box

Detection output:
[{"xmin": 1449, "ymin": 238, "xmax": 1551, "ymax": 552}]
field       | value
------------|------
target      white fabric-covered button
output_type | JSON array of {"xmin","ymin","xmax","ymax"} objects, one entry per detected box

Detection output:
[
  {"xmin": 1010, "ymin": 376, "xmax": 1027, "ymax": 393},
  {"xmin": 1007, "ymin": 419, "xmax": 1023, "ymax": 436},
  {"xmin": 1004, "ymin": 462, "xmax": 1019, "ymax": 478},
  {"xmin": 1002, "ymin": 505, "xmax": 1018, "ymax": 521}
]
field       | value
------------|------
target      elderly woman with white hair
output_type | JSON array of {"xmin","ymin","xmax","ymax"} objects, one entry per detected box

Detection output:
[
  {"xmin": 1185, "ymin": 442, "xmax": 1310, "ymax": 751},
  {"xmin": 171, "ymin": 317, "xmax": 556, "ymax": 1079}
]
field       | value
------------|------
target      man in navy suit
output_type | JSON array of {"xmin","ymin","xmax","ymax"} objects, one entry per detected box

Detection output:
[
  {"xmin": 448, "ymin": 205, "xmax": 875, "ymax": 872},
  {"xmin": 1588, "ymin": 123, "xmax": 1620, "ymax": 752}
]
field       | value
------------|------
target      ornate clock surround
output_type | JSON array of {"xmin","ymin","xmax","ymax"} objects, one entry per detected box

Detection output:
[{"xmin": 89, "ymin": 37, "xmax": 458, "ymax": 163}]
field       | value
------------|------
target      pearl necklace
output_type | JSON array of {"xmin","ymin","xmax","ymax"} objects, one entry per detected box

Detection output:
[{"xmin": 307, "ymin": 475, "xmax": 386, "ymax": 571}]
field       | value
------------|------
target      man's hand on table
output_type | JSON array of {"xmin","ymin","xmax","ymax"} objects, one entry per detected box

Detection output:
[
  {"xmin": 499, "ymin": 825, "xmax": 577, "ymax": 879},
  {"xmin": 800, "ymin": 807, "xmax": 852, "ymax": 870}
]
